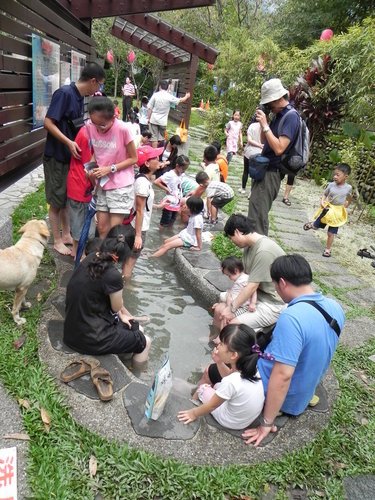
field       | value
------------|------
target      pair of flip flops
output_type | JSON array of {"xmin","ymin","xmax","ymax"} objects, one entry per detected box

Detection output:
[{"xmin": 60, "ymin": 357, "xmax": 113, "ymax": 401}]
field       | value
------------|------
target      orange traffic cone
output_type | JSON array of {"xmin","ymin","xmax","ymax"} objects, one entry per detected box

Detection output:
[
  {"xmin": 199, "ymin": 99, "xmax": 204, "ymax": 109},
  {"xmin": 205, "ymin": 99, "xmax": 210, "ymax": 111}
]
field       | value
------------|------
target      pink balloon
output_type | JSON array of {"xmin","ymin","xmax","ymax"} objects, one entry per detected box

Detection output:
[
  {"xmin": 127, "ymin": 50, "xmax": 136, "ymax": 64},
  {"xmin": 106, "ymin": 50, "xmax": 114, "ymax": 64},
  {"xmin": 320, "ymin": 29, "xmax": 334, "ymax": 41}
]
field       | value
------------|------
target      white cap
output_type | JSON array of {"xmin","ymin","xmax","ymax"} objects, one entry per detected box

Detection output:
[{"xmin": 260, "ymin": 78, "xmax": 288, "ymax": 104}]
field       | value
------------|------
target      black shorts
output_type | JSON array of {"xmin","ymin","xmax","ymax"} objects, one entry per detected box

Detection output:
[
  {"xmin": 43, "ymin": 155, "xmax": 69, "ymax": 209},
  {"xmin": 211, "ymin": 196, "xmax": 233, "ymax": 209},
  {"xmin": 109, "ymin": 320, "xmax": 146, "ymax": 354}
]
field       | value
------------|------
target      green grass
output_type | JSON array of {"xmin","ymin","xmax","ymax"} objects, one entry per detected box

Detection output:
[
  {"xmin": 0, "ymin": 186, "xmax": 374, "ymax": 498},
  {"xmin": 12, "ymin": 184, "xmax": 48, "ymax": 241},
  {"xmin": 188, "ymin": 108, "xmax": 206, "ymax": 128},
  {"xmin": 211, "ymin": 232, "xmax": 242, "ymax": 261}
]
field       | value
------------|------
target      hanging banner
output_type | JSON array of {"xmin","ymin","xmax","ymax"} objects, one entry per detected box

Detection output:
[
  {"xmin": 32, "ymin": 34, "xmax": 60, "ymax": 128},
  {"xmin": 70, "ymin": 50, "xmax": 86, "ymax": 83},
  {"xmin": 60, "ymin": 60, "xmax": 71, "ymax": 86}
]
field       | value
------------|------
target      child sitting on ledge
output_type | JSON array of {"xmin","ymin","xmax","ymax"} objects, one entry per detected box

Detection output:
[
  {"xmin": 151, "ymin": 196, "xmax": 204, "ymax": 257},
  {"xmin": 212, "ymin": 256, "xmax": 256, "ymax": 334}
]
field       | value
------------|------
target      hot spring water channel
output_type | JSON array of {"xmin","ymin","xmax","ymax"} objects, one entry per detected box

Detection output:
[{"xmin": 121, "ymin": 218, "xmax": 213, "ymax": 395}]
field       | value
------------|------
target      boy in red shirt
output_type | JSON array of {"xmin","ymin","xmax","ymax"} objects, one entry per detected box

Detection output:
[{"xmin": 66, "ymin": 126, "xmax": 95, "ymax": 259}]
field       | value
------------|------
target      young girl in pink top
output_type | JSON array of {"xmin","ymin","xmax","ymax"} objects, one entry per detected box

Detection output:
[
  {"xmin": 88, "ymin": 97, "xmax": 137, "ymax": 238},
  {"xmin": 224, "ymin": 110, "xmax": 243, "ymax": 164}
]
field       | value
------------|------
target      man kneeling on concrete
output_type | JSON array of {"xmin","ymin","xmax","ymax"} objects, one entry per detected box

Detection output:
[
  {"xmin": 243, "ymin": 254, "xmax": 345, "ymax": 446},
  {"xmin": 213, "ymin": 214, "xmax": 286, "ymax": 331}
]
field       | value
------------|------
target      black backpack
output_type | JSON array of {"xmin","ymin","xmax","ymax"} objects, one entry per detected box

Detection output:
[{"xmin": 278, "ymin": 109, "xmax": 310, "ymax": 175}]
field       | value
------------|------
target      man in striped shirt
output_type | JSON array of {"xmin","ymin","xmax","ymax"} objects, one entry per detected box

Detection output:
[{"xmin": 122, "ymin": 77, "xmax": 136, "ymax": 121}]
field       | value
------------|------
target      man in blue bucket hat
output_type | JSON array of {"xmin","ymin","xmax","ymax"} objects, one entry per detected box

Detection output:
[{"xmin": 248, "ymin": 78, "xmax": 300, "ymax": 236}]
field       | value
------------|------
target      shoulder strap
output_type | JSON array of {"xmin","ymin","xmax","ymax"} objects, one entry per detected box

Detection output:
[
  {"xmin": 294, "ymin": 300, "xmax": 341, "ymax": 337},
  {"xmin": 135, "ymin": 173, "xmax": 150, "ymax": 212},
  {"xmin": 278, "ymin": 107, "xmax": 299, "ymax": 135}
]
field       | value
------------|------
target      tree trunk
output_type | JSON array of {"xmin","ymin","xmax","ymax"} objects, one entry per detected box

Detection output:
[{"xmin": 114, "ymin": 72, "xmax": 118, "ymax": 98}]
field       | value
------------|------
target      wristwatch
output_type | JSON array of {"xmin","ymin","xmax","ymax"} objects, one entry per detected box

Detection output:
[
  {"xmin": 263, "ymin": 126, "xmax": 270, "ymax": 133},
  {"xmin": 111, "ymin": 164, "xmax": 117, "ymax": 173},
  {"xmin": 259, "ymin": 415, "xmax": 274, "ymax": 427}
]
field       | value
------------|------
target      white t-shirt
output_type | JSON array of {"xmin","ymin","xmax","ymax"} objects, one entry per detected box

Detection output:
[
  {"xmin": 131, "ymin": 175, "xmax": 154, "ymax": 232},
  {"xmin": 204, "ymin": 163, "xmax": 220, "ymax": 182},
  {"xmin": 160, "ymin": 170, "xmax": 184, "ymax": 210},
  {"xmin": 220, "ymin": 272, "xmax": 250, "ymax": 307},
  {"xmin": 139, "ymin": 105, "xmax": 148, "ymax": 125},
  {"xmin": 212, "ymin": 371, "xmax": 264, "ymax": 430},
  {"xmin": 244, "ymin": 122, "xmax": 263, "ymax": 159},
  {"xmin": 129, "ymin": 122, "xmax": 141, "ymax": 137},
  {"xmin": 179, "ymin": 213, "xmax": 204, "ymax": 246},
  {"xmin": 161, "ymin": 149, "xmax": 171, "ymax": 162},
  {"xmin": 148, "ymin": 90, "xmax": 180, "ymax": 126}
]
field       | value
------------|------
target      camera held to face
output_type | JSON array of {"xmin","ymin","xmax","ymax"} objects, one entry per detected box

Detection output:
[{"xmin": 257, "ymin": 103, "xmax": 271, "ymax": 115}]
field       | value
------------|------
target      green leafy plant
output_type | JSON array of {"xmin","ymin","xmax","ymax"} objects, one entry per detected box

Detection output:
[
  {"xmin": 289, "ymin": 55, "xmax": 344, "ymax": 143},
  {"xmin": 211, "ymin": 232, "xmax": 242, "ymax": 261}
]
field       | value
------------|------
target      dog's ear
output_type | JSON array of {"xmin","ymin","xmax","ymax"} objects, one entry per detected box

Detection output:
[
  {"xmin": 18, "ymin": 222, "xmax": 28, "ymax": 234},
  {"xmin": 39, "ymin": 222, "xmax": 50, "ymax": 238}
]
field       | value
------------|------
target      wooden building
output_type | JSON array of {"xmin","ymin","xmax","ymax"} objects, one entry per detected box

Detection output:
[{"xmin": 0, "ymin": 0, "xmax": 218, "ymax": 181}]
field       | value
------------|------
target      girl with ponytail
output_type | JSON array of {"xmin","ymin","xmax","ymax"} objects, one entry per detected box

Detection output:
[
  {"xmin": 64, "ymin": 235, "xmax": 151, "ymax": 361},
  {"xmin": 178, "ymin": 324, "xmax": 267, "ymax": 430}
]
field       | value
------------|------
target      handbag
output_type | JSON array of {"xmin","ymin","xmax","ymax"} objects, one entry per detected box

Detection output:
[
  {"xmin": 176, "ymin": 119, "xmax": 188, "ymax": 143},
  {"xmin": 248, "ymin": 155, "xmax": 270, "ymax": 182}
]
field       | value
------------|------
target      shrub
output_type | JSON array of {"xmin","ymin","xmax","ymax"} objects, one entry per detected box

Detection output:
[{"xmin": 211, "ymin": 232, "xmax": 242, "ymax": 261}]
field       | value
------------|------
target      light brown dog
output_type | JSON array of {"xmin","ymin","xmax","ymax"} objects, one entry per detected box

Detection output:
[{"xmin": 0, "ymin": 219, "xmax": 50, "ymax": 325}]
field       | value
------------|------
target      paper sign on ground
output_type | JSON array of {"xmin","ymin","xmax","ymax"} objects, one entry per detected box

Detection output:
[{"xmin": 0, "ymin": 447, "xmax": 17, "ymax": 500}]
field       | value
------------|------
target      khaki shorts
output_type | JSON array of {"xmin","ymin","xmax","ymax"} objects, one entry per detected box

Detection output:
[
  {"xmin": 231, "ymin": 301, "xmax": 286, "ymax": 332},
  {"xmin": 96, "ymin": 185, "xmax": 134, "ymax": 214},
  {"xmin": 43, "ymin": 155, "xmax": 69, "ymax": 209},
  {"xmin": 149, "ymin": 122, "xmax": 166, "ymax": 142}
]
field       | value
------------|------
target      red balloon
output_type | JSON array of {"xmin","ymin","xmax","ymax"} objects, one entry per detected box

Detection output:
[
  {"xmin": 106, "ymin": 50, "xmax": 114, "ymax": 64},
  {"xmin": 320, "ymin": 29, "xmax": 334, "ymax": 41},
  {"xmin": 127, "ymin": 50, "xmax": 136, "ymax": 64}
]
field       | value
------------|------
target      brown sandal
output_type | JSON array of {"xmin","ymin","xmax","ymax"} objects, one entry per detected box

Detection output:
[
  {"xmin": 91, "ymin": 366, "xmax": 113, "ymax": 401},
  {"xmin": 60, "ymin": 357, "xmax": 100, "ymax": 383}
]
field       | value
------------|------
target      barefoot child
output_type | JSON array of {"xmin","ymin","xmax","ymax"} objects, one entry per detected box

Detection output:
[
  {"xmin": 177, "ymin": 324, "xmax": 266, "ymax": 430},
  {"xmin": 303, "ymin": 163, "xmax": 352, "ymax": 257},
  {"xmin": 151, "ymin": 196, "xmax": 204, "ymax": 257},
  {"xmin": 153, "ymin": 155, "xmax": 190, "ymax": 228},
  {"xmin": 194, "ymin": 171, "xmax": 234, "ymax": 225},
  {"xmin": 224, "ymin": 110, "xmax": 243, "ymax": 164},
  {"xmin": 212, "ymin": 257, "xmax": 256, "ymax": 334},
  {"xmin": 67, "ymin": 126, "xmax": 96, "ymax": 259}
]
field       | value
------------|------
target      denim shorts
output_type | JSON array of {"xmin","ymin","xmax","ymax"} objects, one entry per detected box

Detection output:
[
  {"xmin": 68, "ymin": 198, "xmax": 95, "ymax": 241},
  {"xmin": 160, "ymin": 208, "xmax": 178, "ymax": 227}
]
